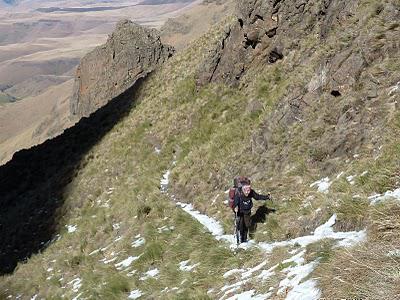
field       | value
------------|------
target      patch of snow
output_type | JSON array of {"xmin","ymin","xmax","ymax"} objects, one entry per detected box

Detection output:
[
  {"xmin": 112, "ymin": 223, "xmax": 120, "ymax": 230},
  {"xmin": 223, "ymin": 269, "xmax": 245, "ymax": 278},
  {"xmin": 253, "ymin": 292, "xmax": 272, "ymax": 300},
  {"xmin": 352, "ymin": 194, "xmax": 361, "ymax": 199},
  {"xmin": 66, "ymin": 225, "xmax": 77, "ymax": 233},
  {"xmin": 315, "ymin": 208, "xmax": 321, "ymax": 213},
  {"xmin": 68, "ymin": 278, "xmax": 82, "ymax": 293},
  {"xmin": 257, "ymin": 264, "xmax": 278, "ymax": 281},
  {"xmin": 259, "ymin": 214, "xmax": 366, "ymax": 253},
  {"xmin": 30, "ymin": 295, "xmax": 38, "ymax": 300},
  {"xmin": 346, "ymin": 175, "xmax": 356, "ymax": 185},
  {"xmin": 178, "ymin": 260, "xmax": 200, "ymax": 272},
  {"xmin": 155, "ymin": 147, "xmax": 161, "ymax": 154},
  {"xmin": 47, "ymin": 267, "xmax": 53, "ymax": 272},
  {"xmin": 369, "ymin": 188, "xmax": 400, "ymax": 205},
  {"xmin": 285, "ymin": 279, "xmax": 321, "ymax": 300},
  {"xmin": 157, "ymin": 225, "xmax": 175, "ymax": 233},
  {"xmin": 310, "ymin": 177, "xmax": 331, "ymax": 193},
  {"xmin": 278, "ymin": 256, "xmax": 319, "ymax": 295},
  {"xmin": 139, "ymin": 268, "xmax": 159, "ymax": 280},
  {"xmin": 353, "ymin": 154, "xmax": 360, "ymax": 158},
  {"xmin": 176, "ymin": 202, "xmax": 224, "ymax": 236},
  {"xmin": 102, "ymin": 257, "xmax": 118, "ymax": 264},
  {"xmin": 128, "ymin": 289, "xmax": 143, "ymax": 299},
  {"xmin": 114, "ymin": 236, "xmax": 123, "ymax": 242},
  {"xmin": 132, "ymin": 237, "xmax": 145, "ymax": 248},
  {"xmin": 241, "ymin": 261, "xmax": 268, "ymax": 279},
  {"xmin": 160, "ymin": 170, "xmax": 170, "ymax": 191},
  {"xmin": 283, "ymin": 250, "xmax": 306, "ymax": 265},
  {"xmin": 220, "ymin": 278, "xmax": 251, "ymax": 293},
  {"xmin": 360, "ymin": 171, "xmax": 369, "ymax": 176},
  {"xmin": 115, "ymin": 255, "xmax": 141, "ymax": 270},
  {"xmin": 225, "ymin": 290, "xmax": 256, "ymax": 300}
]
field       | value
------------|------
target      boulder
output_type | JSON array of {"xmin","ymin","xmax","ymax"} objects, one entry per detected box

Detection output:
[{"xmin": 71, "ymin": 19, "xmax": 174, "ymax": 118}]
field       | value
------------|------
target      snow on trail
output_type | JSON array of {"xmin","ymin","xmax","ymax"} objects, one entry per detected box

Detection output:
[
  {"xmin": 176, "ymin": 202, "xmax": 224, "ymax": 236},
  {"xmin": 160, "ymin": 168, "xmax": 366, "ymax": 299},
  {"xmin": 277, "ymin": 251, "xmax": 319, "ymax": 296},
  {"xmin": 368, "ymin": 188, "xmax": 400, "ymax": 205},
  {"xmin": 258, "ymin": 214, "xmax": 366, "ymax": 252},
  {"xmin": 285, "ymin": 279, "xmax": 320, "ymax": 300}
]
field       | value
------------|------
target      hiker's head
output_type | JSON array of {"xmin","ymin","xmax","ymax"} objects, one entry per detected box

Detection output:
[{"xmin": 242, "ymin": 185, "xmax": 251, "ymax": 196}]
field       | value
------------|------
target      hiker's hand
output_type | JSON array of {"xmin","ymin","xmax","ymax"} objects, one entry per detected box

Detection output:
[{"xmin": 234, "ymin": 207, "xmax": 239, "ymax": 213}]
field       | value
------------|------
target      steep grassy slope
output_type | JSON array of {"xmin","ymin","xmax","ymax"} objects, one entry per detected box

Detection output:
[{"xmin": 0, "ymin": 0, "xmax": 399, "ymax": 299}]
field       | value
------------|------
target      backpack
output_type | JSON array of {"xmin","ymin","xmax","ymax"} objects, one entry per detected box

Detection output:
[{"xmin": 228, "ymin": 176, "xmax": 251, "ymax": 209}]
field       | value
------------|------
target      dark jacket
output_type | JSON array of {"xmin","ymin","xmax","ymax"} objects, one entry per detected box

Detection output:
[{"xmin": 234, "ymin": 188, "xmax": 269, "ymax": 213}]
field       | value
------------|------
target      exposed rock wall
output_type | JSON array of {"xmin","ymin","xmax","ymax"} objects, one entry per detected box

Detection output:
[
  {"xmin": 196, "ymin": 0, "xmax": 399, "ymax": 169},
  {"xmin": 196, "ymin": 0, "xmax": 363, "ymax": 86},
  {"xmin": 71, "ymin": 20, "xmax": 174, "ymax": 118}
]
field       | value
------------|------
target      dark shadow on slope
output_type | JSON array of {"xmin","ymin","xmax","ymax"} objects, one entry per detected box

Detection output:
[
  {"xmin": 249, "ymin": 206, "xmax": 276, "ymax": 239},
  {"xmin": 0, "ymin": 78, "xmax": 144, "ymax": 275}
]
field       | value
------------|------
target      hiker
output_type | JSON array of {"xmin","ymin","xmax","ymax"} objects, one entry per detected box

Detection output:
[{"xmin": 233, "ymin": 182, "xmax": 271, "ymax": 243}]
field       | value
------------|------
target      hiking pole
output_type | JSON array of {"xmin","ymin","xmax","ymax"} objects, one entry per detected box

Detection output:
[{"xmin": 234, "ymin": 211, "xmax": 240, "ymax": 246}]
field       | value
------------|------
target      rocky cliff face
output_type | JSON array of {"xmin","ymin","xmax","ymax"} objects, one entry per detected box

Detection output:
[
  {"xmin": 71, "ymin": 20, "xmax": 174, "ymax": 118},
  {"xmin": 198, "ymin": 0, "xmax": 398, "ymax": 86},
  {"xmin": 197, "ymin": 0, "xmax": 399, "ymax": 170}
]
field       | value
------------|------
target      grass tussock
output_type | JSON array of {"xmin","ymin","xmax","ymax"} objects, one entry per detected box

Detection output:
[{"xmin": 317, "ymin": 203, "xmax": 400, "ymax": 299}]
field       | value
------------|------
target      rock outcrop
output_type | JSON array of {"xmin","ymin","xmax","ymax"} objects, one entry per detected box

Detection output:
[
  {"xmin": 71, "ymin": 20, "xmax": 174, "ymax": 118},
  {"xmin": 196, "ymin": 0, "xmax": 357, "ymax": 86},
  {"xmin": 196, "ymin": 0, "xmax": 399, "ymax": 167}
]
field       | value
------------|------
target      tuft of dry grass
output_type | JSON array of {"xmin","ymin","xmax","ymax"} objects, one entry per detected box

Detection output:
[{"xmin": 317, "ymin": 202, "xmax": 400, "ymax": 299}]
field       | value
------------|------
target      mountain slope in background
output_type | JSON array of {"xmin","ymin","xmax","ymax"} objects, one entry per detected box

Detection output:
[
  {"xmin": 160, "ymin": 0, "xmax": 234, "ymax": 50},
  {"xmin": 0, "ymin": 0, "xmax": 204, "ymax": 166},
  {"xmin": 0, "ymin": 0, "xmax": 399, "ymax": 299}
]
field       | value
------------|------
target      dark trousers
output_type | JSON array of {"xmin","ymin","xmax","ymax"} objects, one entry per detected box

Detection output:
[{"xmin": 237, "ymin": 212, "xmax": 251, "ymax": 243}]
